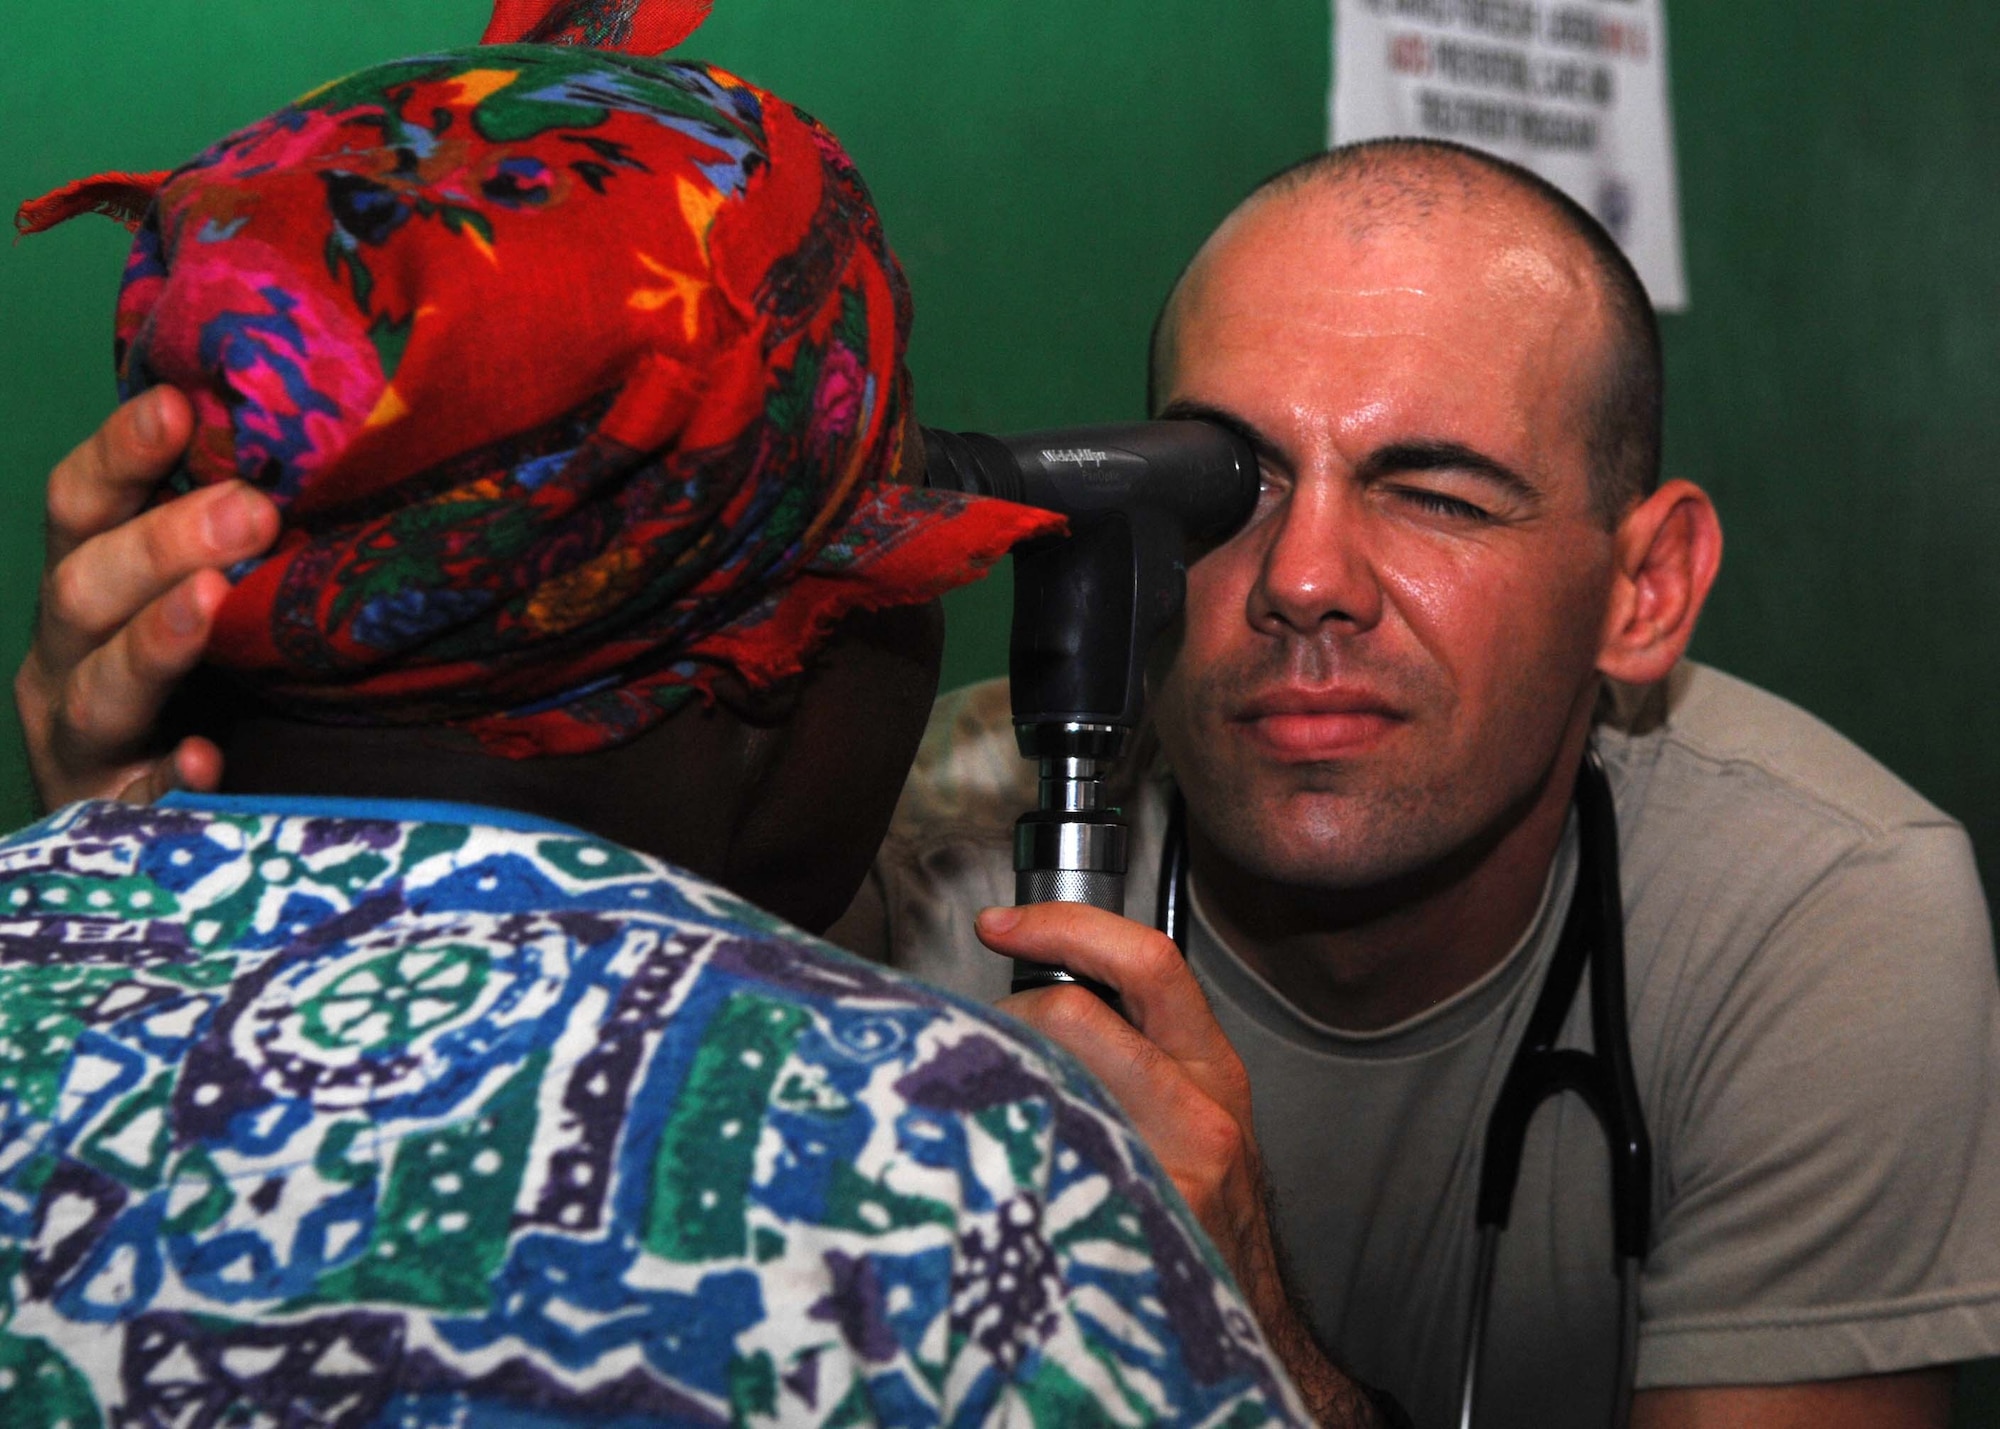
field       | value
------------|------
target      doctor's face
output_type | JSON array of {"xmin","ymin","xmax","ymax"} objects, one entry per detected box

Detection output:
[{"xmin": 1150, "ymin": 179, "xmax": 1623, "ymax": 895}]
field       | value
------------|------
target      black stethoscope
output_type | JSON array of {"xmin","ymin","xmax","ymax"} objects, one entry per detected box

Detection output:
[{"xmin": 1155, "ymin": 749, "xmax": 1653, "ymax": 1429}]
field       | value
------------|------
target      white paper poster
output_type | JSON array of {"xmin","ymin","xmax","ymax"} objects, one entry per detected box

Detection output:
[{"xmin": 1330, "ymin": 0, "xmax": 1688, "ymax": 309}]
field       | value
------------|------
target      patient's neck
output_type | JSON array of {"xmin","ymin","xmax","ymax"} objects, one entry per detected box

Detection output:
[
  {"xmin": 180, "ymin": 593, "xmax": 942, "ymax": 938},
  {"xmin": 198, "ymin": 700, "xmax": 880, "ymax": 936},
  {"xmin": 218, "ymin": 715, "xmax": 584, "ymax": 822},
  {"xmin": 212, "ymin": 710, "xmax": 758, "ymax": 875}
]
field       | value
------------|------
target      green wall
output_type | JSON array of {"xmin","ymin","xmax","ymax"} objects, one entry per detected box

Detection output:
[
  {"xmin": 3, "ymin": 4, "xmax": 1997, "ymax": 1416},
  {"xmin": 1662, "ymin": 5, "xmax": 2000, "ymax": 922}
]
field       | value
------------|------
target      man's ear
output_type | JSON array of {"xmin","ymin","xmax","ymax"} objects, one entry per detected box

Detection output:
[{"xmin": 1597, "ymin": 479, "xmax": 1723, "ymax": 685}]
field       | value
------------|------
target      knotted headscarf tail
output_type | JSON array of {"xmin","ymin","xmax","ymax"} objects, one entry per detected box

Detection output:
[
  {"xmin": 15, "ymin": 171, "xmax": 171, "ymax": 236},
  {"xmin": 17, "ymin": 0, "xmax": 1066, "ymax": 757}
]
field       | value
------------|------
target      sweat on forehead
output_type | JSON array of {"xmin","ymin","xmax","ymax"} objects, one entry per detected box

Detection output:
[{"xmin": 1150, "ymin": 137, "xmax": 1663, "ymax": 523}]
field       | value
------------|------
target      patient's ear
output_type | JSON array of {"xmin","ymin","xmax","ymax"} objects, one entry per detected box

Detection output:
[{"xmin": 1596, "ymin": 480, "xmax": 1723, "ymax": 686}]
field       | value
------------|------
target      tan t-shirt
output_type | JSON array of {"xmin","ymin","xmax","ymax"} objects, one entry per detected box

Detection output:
[{"xmin": 836, "ymin": 662, "xmax": 2000, "ymax": 1427}]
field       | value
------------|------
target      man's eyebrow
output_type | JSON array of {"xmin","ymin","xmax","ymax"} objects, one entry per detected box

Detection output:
[
  {"xmin": 1155, "ymin": 404, "xmax": 1544, "ymax": 508},
  {"xmin": 1358, "ymin": 441, "xmax": 1543, "ymax": 507},
  {"xmin": 1155, "ymin": 400, "xmax": 1288, "ymax": 471}
]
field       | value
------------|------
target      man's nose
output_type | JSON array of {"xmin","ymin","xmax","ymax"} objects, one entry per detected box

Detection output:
[{"xmin": 1248, "ymin": 482, "xmax": 1384, "ymax": 636}]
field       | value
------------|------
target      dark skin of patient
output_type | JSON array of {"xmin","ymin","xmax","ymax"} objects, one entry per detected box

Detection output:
[{"xmin": 180, "ymin": 597, "xmax": 945, "ymax": 938}]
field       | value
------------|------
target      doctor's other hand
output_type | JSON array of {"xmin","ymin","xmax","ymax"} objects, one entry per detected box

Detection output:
[
  {"xmin": 979, "ymin": 900, "xmax": 1384, "ymax": 1426},
  {"xmin": 16, "ymin": 387, "xmax": 278, "ymax": 811}
]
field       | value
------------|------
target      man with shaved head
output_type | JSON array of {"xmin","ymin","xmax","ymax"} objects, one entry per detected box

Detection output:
[
  {"xmin": 20, "ymin": 139, "xmax": 2000, "ymax": 1427},
  {"xmin": 851, "ymin": 140, "xmax": 2000, "ymax": 1427}
]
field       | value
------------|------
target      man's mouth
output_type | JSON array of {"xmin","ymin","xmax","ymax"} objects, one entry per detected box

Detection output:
[{"xmin": 1230, "ymin": 687, "xmax": 1405, "ymax": 760}]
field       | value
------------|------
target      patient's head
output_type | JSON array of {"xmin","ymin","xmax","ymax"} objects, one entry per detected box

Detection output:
[{"xmin": 34, "ymin": 25, "xmax": 1059, "ymax": 929}]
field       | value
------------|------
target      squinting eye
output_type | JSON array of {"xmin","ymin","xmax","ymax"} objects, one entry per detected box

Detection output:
[{"xmin": 1396, "ymin": 487, "xmax": 1491, "ymax": 522}]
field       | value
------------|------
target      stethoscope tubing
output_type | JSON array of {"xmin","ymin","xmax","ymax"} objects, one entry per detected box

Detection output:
[{"xmin": 1157, "ymin": 751, "xmax": 1651, "ymax": 1429}]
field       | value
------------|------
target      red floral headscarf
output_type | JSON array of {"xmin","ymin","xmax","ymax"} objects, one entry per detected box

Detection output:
[{"xmin": 19, "ymin": 0, "xmax": 1060, "ymax": 756}]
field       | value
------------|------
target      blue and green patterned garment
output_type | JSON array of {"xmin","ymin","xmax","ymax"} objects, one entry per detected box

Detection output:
[{"xmin": 0, "ymin": 797, "xmax": 1306, "ymax": 1427}]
